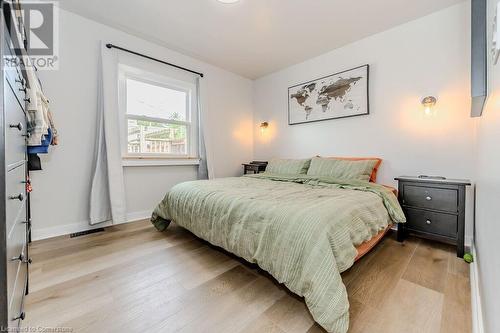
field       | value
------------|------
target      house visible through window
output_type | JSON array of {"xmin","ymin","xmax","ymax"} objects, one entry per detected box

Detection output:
[{"xmin": 125, "ymin": 77, "xmax": 193, "ymax": 157}]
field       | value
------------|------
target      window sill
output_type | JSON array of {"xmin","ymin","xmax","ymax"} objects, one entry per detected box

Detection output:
[{"xmin": 122, "ymin": 157, "xmax": 200, "ymax": 167}]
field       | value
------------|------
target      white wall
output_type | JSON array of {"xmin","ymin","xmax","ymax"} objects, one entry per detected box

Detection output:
[
  {"xmin": 30, "ymin": 8, "xmax": 254, "ymax": 240},
  {"xmin": 253, "ymin": 3, "xmax": 475, "ymax": 244},
  {"xmin": 474, "ymin": 0, "xmax": 500, "ymax": 332}
]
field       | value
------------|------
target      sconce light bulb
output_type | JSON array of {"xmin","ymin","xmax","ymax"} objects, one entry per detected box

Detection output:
[
  {"xmin": 260, "ymin": 122, "xmax": 269, "ymax": 134},
  {"xmin": 421, "ymin": 96, "xmax": 437, "ymax": 116}
]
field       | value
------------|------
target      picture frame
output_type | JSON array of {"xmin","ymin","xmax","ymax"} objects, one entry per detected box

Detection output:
[{"xmin": 288, "ymin": 64, "xmax": 369, "ymax": 125}]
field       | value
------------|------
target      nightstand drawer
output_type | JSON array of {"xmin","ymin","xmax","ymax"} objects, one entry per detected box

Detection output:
[
  {"xmin": 405, "ymin": 208, "xmax": 457, "ymax": 238},
  {"xmin": 403, "ymin": 185, "xmax": 457, "ymax": 212}
]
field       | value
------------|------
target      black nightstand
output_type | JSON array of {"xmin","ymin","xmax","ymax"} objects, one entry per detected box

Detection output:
[
  {"xmin": 395, "ymin": 176, "xmax": 471, "ymax": 257},
  {"xmin": 242, "ymin": 161, "xmax": 268, "ymax": 175}
]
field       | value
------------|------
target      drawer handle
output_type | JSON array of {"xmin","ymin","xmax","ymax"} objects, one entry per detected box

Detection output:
[
  {"xmin": 426, "ymin": 220, "xmax": 432, "ymax": 225},
  {"xmin": 9, "ymin": 193, "xmax": 24, "ymax": 201},
  {"xmin": 9, "ymin": 122, "xmax": 23, "ymax": 131},
  {"xmin": 12, "ymin": 312, "xmax": 25, "ymax": 321},
  {"xmin": 24, "ymin": 97, "xmax": 31, "ymax": 104},
  {"xmin": 10, "ymin": 253, "xmax": 25, "ymax": 262},
  {"xmin": 23, "ymin": 132, "xmax": 31, "ymax": 138},
  {"xmin": 15, "ymin": 77, "xmax": 25, "ymax": 85},
  {"xmin": 19, "ymin": 86, "xmax": 27, "ymax": 93},
  {"xmin": 425, "ymin": 196, "xmax": 432, "ymax": 201}
]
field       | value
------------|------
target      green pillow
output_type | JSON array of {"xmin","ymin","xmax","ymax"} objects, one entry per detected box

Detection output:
[
  {"xmin": 307, "ymin": 157, "xmax": 378, "ymax": 182},
  {"xmin": 265, "ymin": 158, "xmax": 311, "ymax": 175}
]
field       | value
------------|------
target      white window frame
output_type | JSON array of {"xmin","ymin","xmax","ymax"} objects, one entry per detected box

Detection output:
[{"xmin": 118, "ymin": 65, "xmax": 199, "ymax": 166}]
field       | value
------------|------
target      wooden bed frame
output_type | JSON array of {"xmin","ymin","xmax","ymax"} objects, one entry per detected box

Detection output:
[
  {"xmin": 354, "ymin": 184, "xmax": 397, "ymax": 261},
  {"xmin": 354, "ymin": 225, "xmax": 392, "ymax": 261}
]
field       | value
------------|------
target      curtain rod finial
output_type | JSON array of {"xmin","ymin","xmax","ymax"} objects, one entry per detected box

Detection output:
[{"xmin": 105, "ymin": 43, "xmax": 112, "ymax": 49}]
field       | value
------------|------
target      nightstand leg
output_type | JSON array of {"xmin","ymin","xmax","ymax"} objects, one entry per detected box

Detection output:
[
  {"xmin": 456, "ymin": 243, "xmax": 464, "ymax": 258},
  {"xmin": 397, "ymin": 223, "xmax": 406, "ymax": 242},
  {"xmin": 456, "ymin": 185, "xmax": 466, "ymax": 258}
]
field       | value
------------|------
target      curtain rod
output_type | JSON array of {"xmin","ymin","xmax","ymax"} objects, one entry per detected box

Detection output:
[{"xmin": 105, "ymin": 43, "xmax": 204, "ymax": 78}]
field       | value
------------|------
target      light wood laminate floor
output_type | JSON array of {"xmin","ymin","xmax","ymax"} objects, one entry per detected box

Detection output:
[{"xmin": 24, "ymin": 220, "xmax": 471, "ymax": 333}]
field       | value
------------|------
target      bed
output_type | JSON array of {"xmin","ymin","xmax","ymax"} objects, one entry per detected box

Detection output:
[{"xmin": 151, "ymin": 170, "xmax": 405, "ymax": 333}]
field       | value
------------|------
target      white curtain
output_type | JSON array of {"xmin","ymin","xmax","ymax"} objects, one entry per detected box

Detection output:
[
  {"xmin": 196, "ymin": 77, "xmax": 213, "ymax": 180},
  {"xmin": 89, "ymin": 42, "xmax": 127, "ymax": 225}
]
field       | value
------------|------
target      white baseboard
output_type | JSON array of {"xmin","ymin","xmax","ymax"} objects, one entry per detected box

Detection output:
[
  {"xmin": 470, "ymin": 243, "xmax": 485, "ymax": 333},
  {"xmin": 125, "ymin": 210, "xmax": 152, "ymax": 223},
  {"xmin": 465, "ymin": 236, "xmax": 473, "ymax": 252},
  {"xmin": 31, "ymin": 210, "xmax": 152, "ymax": 241}
]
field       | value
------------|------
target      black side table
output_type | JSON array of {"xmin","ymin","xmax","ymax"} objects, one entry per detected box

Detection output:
[
  {"xmin": 242, "ymin": 161, "xmax": 268, "ymax": 174},
  {"xmin": 395, "ymin": 176, "xmax": 471, "ymax": 257}
]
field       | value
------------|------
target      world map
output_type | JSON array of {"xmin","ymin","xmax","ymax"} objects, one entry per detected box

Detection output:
[
  {"xmin": 288, "ymin": 65, "xmax": 369, "ymax": 124},
  {"xmin": 290, "ymin": 76, "xmax": 362, "ymax": 120}
]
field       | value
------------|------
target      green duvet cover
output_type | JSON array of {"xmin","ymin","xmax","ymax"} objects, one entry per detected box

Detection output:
[{"xmin": 151, "ymin": 173, "xmax": 405, "ymax": 333}]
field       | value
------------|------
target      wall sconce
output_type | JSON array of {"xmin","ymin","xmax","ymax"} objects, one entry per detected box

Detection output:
[
  {"xmin": 421, "ymin": 96, "xmax": 437, "ymax": 116},
  {"xmin": 260, "ymin": 122, "xmax": 269, "ymax": 134}
]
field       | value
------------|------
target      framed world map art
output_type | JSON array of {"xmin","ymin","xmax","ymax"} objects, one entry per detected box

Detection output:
[{"xmin": 288, "ymin": 64, "xmax": 369, "ymax": 125}]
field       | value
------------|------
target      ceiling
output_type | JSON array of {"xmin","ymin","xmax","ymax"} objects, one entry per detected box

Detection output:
[{"xmin": 59, "ymin": 0, "xmax": 465, "ymax": 79}]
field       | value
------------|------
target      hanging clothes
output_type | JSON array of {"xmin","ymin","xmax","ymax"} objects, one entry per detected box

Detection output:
[
  {"xmin": 25, "ymin": 58, "xmax": 58, "ymax": 147},
  {"xmin": 46, "ymin": 102, "xmax": 59, "ymax": 145},
  {"xmin": 28, "ymin": 154, "xmax": 42, "ymax": 171},
  {"xmin": 27, "ymin": 128, "xmax": 52, "ymax": 154}
]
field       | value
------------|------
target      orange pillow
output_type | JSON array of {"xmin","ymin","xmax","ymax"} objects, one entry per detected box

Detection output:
[{"xmin": 321, "ymin": 157, "xmax": 382, "ymax": 183}]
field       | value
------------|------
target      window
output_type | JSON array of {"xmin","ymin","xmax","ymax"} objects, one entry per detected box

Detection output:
[{"xmin": 120, "ymin": 71, "xmax": 197, "ymax": 159}]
